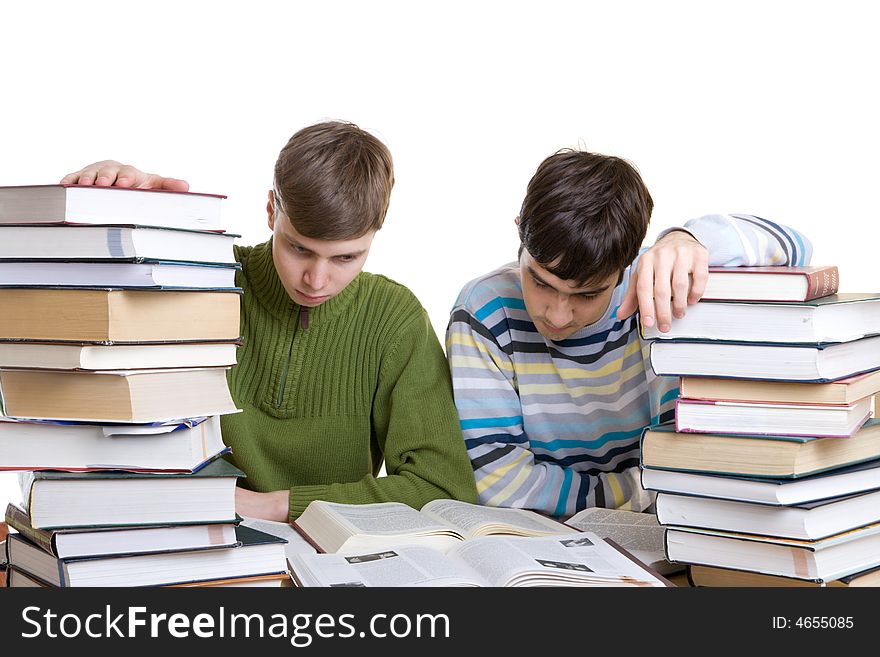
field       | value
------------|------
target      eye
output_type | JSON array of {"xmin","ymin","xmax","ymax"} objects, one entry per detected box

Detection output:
[
  {"xmin": 289, "ymin": 243, "xmax": 309, "ymax": 255},
  {"xmin": 578, "ymin": 293, "xmax": 599, "ymax": 301},
  {"xmin": 533, "ymin": 279, "xmax": 550, "ymax": 289},
  {"xmin": 335, "ymin": 255, "xmax": 357, "ymax": 263}
]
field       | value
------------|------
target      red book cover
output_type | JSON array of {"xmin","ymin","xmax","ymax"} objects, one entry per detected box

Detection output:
[{"xmin": 703, "ymin": 265, "xmax": 839, "ymax": 301}]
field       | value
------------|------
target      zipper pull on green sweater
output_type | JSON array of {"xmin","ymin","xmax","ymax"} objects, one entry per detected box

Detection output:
[{"xmin": 300, "ymin": 307, "xmax": 310, "ymax": 330}]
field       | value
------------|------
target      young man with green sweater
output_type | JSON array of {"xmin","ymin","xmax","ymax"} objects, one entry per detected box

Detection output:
[{"xmin": 60, "ymin": 121, "xmax": 478, "ymax": 521}]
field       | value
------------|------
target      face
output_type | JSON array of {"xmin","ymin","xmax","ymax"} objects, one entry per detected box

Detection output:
[
  {"xmin": 267, "ymin": 191, "xmax": 375, "ymax": 308},
  {"xmin": 519, "ymin": 249, "xmax": 619, "ymax": 341}
]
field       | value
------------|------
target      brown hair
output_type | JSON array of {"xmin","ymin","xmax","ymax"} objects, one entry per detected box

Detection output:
[
  {"xmin": 273, "ymin": 121, "xmax": 394, "ymax": 240},
  {"xmin": 518, "ymin": 149, "xmax": 653, "ymax": 285}
]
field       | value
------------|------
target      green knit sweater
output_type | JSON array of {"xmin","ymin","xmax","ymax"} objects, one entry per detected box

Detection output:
[{"xmin": 220, "ymin": 240, "xmax": 477, "ymax": 521}]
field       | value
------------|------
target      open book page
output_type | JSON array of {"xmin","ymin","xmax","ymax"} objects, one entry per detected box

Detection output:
[
  {"xmin": 289, "ymin": 546, "xmax": 487, "ymax": 587},
  {"xmin": 448, "ymin": 534, "xmax": 668, "ymax": 587},
  {"xmin": 563, "ymin": 507, "xmax": 682, "ymax": 575},
  {"xmin": 421, "ymin": 499, "xmax": 578, "ymax": 538},
  {"xmin": 317, "ymin": 501, "xmax": 460, "ymax": 537}
]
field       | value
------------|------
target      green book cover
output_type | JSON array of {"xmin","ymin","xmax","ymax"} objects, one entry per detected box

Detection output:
[
  {"xmin": 21, "ymin": 456, "xmax": 245, "ymax": 530},
  {"xmin": 29, "ymin": 454, "xmax": 244, "ymax": 482},
  {"xmin": 695, "ymin": 292, "xmax": 880, "ymax": 308}
]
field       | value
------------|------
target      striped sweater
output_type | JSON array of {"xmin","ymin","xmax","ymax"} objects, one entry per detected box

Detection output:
[{"xmin": 446, "ymin": 214, "xmax": 812, "ymax": 516}]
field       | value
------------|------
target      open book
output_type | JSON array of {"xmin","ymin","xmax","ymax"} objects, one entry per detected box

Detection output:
[
  {"xmin": 292, "ymin": 499, "xmax": 579, "ymax": 554},
  {"xmin": 564, "ymin": 507, "xmax": 683, "ymax": 576},
  {"xmin": 289, "ymin": 533, "xmax": 671, "ymax": 587}
]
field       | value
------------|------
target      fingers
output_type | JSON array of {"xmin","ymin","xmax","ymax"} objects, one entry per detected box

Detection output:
[
  {"xmin": 58, "ymin": 160, "xmax": 189, "ymax": 192},
  {"xmin": 157, "ymin": 177, "xmax": 190, "ymax": 192},
  {"xmin": 636, "ymin": 257, "xmax": 657, "ymax": 330},
  {"xmin": 648, "ymin": 251, "xmax": 674, "ymax": 331},
  {"xmin": 94, "ymin": 162, "xmax": 127, "ymax": 186},
  {"xmin": 688, "ymin": 246, "xmax": 709, "ymax": 304},
  {"xmin": 139, "ymin": 174, "xmax": 190, "ymax": 192},
  {"xmin": 59, "ymin": 160, "xmax": 122, "ymax": 186},
  {"xmin": 113, "ymin": 164, "xmax": 146, "ymax": 188},
  {"xmin": 671, "ymin": 258, "xmax": 691, "ymax": 320},
  {"xmin": 616, "ymin": 269, "xmax": 638, "ymax": 319},
  {"xmin": 634, "ymin": 235, "xmax": 710, "ymax": 333}
]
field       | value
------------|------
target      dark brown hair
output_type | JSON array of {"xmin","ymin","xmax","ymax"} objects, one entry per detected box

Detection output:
[
  {"xmin": 273, "ymin": 121, "xmax": 394, "ymax": 240},
  {"xmin": 518, "ymin": 149, "xmax": 653, "ymax": 285}
]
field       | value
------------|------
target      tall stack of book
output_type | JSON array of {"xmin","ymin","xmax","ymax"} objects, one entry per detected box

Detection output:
[
  {"xmin": 0, "ymin": 184, "xmax": 288, "ymax": 587},
  {"xmin": 640, "ymin": 265, "xmax": 880, "ymax": 586}
]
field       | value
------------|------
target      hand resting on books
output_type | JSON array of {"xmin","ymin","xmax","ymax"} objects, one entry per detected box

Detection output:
[
  {"xmin": 60, "ymin": 160, "xmax": 189, "ymax": 192},
  {"xmin": 616, "ymin": 229, "xmax": 709, "ymax": 333}
]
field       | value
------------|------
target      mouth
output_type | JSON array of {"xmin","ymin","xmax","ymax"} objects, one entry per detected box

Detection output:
[
  {"xmin": 541, "ymin": 320, "xmax": 571, "ymax": 333},
  {"xmin": 297, "ymin": 290, "xmax": 331, "ymax": 304}
]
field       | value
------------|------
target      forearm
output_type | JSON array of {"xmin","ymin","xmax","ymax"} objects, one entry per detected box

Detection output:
[
  {"xmin": 235, "ymin": 487, "xmax": 290, "ymax": 522},
  {"xmin": 677, "ymin": 213, "xmax": 812, "ymax": 266}
]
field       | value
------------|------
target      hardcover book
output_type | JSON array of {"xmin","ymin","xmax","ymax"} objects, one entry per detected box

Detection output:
[
  {"xmin": 0, "ymin": 340, "xmax": 239, "ymax": 371},
  {"xmin": 0, "ymin": 225, "xmax": 237, "ymax": 263},
  {"xmin": 0, "ymin": 184, "xmax": 225, "ymax": 231},
  {"xmin": 0, "ymin": 415, "xmax": 229, "ymax": 472},
  {"xmin": 5, "ymin": 568, "xmax": 291, "ymax": 588},
  {"xmin": 640, "ymin": 419, "xmax": 880, "ymax": 478},
  {"xmin": 649, "ymin": 335, "xmax": 880, "ymax": 382},
  {"xmin": 20, "ymin": 456, "xmax": 244, "ymax": 529},
  {"xmin": 5, "ymin": 502, "xmax": 238, "ymax": 559},
  {"xmin": 641, "ymin": 457, "xmax": 880, "ymax": 505},
  {"xmin": 642, "ymin": 292, "xmax": 880, "ymax": 343},
  {"xmin": 0, "ymin": 367, "xmax": 239, "ymax": 422},
  {"xmin": 655, "ymin": 488, "xmax": 880, "ymax": 541},
  {"xmin": 0, "ymin": 287, "xmax": 241, "ymax": 342},
  {"xmin": 677, "ymin": 369, "xmax": 880, "ymax": 405},
  {"xmin": 687, "ymin": 563, "xmax": 880, "ymax": 587},
  {"xmin": 701, "ymin": 265, "xmax": 839, "ymax": 302},
  {"xmin": 5, "ymin": 524, "xmax": 287, "ymax": 587},
  {"xmin": 664, "ymin": 522, "xmax": 880, "ymax": 581},
  {"xmin": 673, "ymin": 396, "xmax": 872, "ymax": 438},
  {"xmin": 0, "ymin": 260, "xmax": 240, "ymax": 289}
]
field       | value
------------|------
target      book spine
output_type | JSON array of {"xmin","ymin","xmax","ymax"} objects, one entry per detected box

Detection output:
[
  {"xmin": 291, "ymin": 521, "xmax": 326, "ymax": 553},
  {"xmin": 804, "ymin": 266, "xmax": 839, "ymax": 301},
  {"xmin": 4, "ymin": 505, "xmax": 55, "ymax": 555}
]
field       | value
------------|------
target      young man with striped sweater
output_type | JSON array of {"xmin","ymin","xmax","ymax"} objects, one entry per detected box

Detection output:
[{"xmin": 446, "ymin": 150, "xmax": 810, "ymax": 516}]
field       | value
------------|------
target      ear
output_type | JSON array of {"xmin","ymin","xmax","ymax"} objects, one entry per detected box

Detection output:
[
  {"xmin": 514, "ymin": 215, "xmax": 520, "ymax": 226},
  {"xmin": 266, "ymin": 189, "xmax": 276, "ymax": 232}
]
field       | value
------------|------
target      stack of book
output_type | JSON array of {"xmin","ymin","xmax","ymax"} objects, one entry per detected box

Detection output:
[
  {"xmin": 640, "ymin": 265, "xmax": 880, "ymax": 586},
  {"xmin": 0, "ymin": 184, "xmax": 289, "ymax": 587}
]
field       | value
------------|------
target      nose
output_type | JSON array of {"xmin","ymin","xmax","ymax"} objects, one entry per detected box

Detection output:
[
  {"xmin": 545, "ymin": 295, "xmax": 572, "ymax": 328},
  {"xmin": 303, "ymin": 261, "xmax": 329, "ymax": 292}
]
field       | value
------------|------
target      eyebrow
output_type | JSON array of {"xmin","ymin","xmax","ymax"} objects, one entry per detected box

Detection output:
[
  {"xmin": 286, "ymin": 237, "xmax": 367, "ymax": 259},
  {"xmin": 527, "ymin": 266, "xmax": 610, "ymax": 295}
]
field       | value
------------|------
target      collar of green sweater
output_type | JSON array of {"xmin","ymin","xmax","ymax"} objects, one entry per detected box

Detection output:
[{"xmin": 243, "ymin": 238, "xmax": 361, "ymax": 325}]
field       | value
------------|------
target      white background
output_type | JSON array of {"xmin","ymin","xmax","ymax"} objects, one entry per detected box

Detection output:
[{"xmin": 1, "ymin": 1, "xmax": 878, "ymax": 509}]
